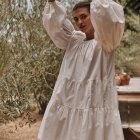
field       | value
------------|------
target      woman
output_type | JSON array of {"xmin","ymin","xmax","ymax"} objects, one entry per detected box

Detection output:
[{"xmin": 38, "ymin": 0, "xmax": 125, "ymax": 139}]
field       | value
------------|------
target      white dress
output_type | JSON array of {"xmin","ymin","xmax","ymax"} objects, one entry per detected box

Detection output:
[{"xmin": 38, "ymin": 0, "xmax": 125, "ymax": 140}]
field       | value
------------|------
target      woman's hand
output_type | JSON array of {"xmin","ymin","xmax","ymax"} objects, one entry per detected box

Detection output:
[{"xmin": 48, "ymin": 0, "xmax": 55, "ymax": 2}]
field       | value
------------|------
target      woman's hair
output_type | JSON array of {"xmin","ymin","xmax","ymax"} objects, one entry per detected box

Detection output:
[{"xmin": 73, "ymin": 2, "xmax": 90, "ymax": 12}]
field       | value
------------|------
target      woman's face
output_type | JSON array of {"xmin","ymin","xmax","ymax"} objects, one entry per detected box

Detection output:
[{"xmin": 73, "ymin": 7, "xmax": 94, "ymax": 39}]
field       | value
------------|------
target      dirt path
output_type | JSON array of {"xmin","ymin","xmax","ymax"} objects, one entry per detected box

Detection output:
[{"xmin": 0, "ymin": 111, "xmax": 42, "ymax": 140}]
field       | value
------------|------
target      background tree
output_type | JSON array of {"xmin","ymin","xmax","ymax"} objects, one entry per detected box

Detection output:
[
  {"xmin": 0, "ymin": 0, "xmax": 64, "ymax": 121},
  {"xmin": 0, "ymin": 0, "xmax": 140, "ymax": 123},
  {"xmin": 126, "ymin": 0, "xmax": 140, "ymax": 15}
]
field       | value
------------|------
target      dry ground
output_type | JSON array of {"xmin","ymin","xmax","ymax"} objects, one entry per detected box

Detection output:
[
  {"xmin": 0, "ymin": 110, "xmax": 42, "ymax": 140},
  {"xmin": 1, "ymin": 109, "xmax": 140, "ymax": 140}
]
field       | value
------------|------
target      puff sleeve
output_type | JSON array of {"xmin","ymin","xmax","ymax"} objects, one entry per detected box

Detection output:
[
  {"xmin": 90, "ymin": 0, "xmax": 125, "ymax": 53},
  {"xmin": 42, "ymin": 1, "xmax": 75, "ymax": 49}
]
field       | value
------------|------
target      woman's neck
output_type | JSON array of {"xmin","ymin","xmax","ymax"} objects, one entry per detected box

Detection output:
[
  {"xmin": 86, "ymin": 33, "xmax": 94, "ymax": 40},
  {"xmin": 86, "ymin": 30, "xmax": 94, "ymax": 40}
]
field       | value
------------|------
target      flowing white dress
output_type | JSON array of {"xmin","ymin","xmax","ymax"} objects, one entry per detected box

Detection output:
[{"xmin": 38, "ymin": 0, "xmax": 125, "ymax": 140}]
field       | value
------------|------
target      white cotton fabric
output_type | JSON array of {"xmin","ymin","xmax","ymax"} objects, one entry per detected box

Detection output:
[{"xmin": 38, "ymin": 0, "xmax": 125, "ymax": 140}]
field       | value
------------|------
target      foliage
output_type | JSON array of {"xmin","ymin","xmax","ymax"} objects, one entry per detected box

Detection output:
[
  {"xmin": 126, "ymin": 0, "xmax": 140, "ymax": 15},
  {"xmin": 115, "ymin": 32, "xmax": 140, "ymax": 76},
  {"xmin": 0, "ymin": 0, "xmax": 64, "ymax": 121},
  {"xmin": 0, "ymin": 0, "xmax": 140, "ymax": 123},
  {"xmin": 107, "ymin": 0, "xmax": 140, "ymax": 76}
]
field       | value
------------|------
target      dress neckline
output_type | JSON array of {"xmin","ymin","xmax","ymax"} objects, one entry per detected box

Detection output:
[{"xmin": 83, "ymin": 38, "xmax": 95, "ymax": 43}]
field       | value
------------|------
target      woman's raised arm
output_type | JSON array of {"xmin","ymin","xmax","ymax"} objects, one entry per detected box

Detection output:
[
  {"xmin": 90, "ymin": 0, "xmax": 125, "ymax": 53},
  {"xmin": 42, "ymin": 0, "xmax": 75, "ymax": 49}
]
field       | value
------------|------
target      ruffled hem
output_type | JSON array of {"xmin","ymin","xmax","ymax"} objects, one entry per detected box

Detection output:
[{"xmin": 38, "ymin": 100, "xmax": 124, "ymax": 140}]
